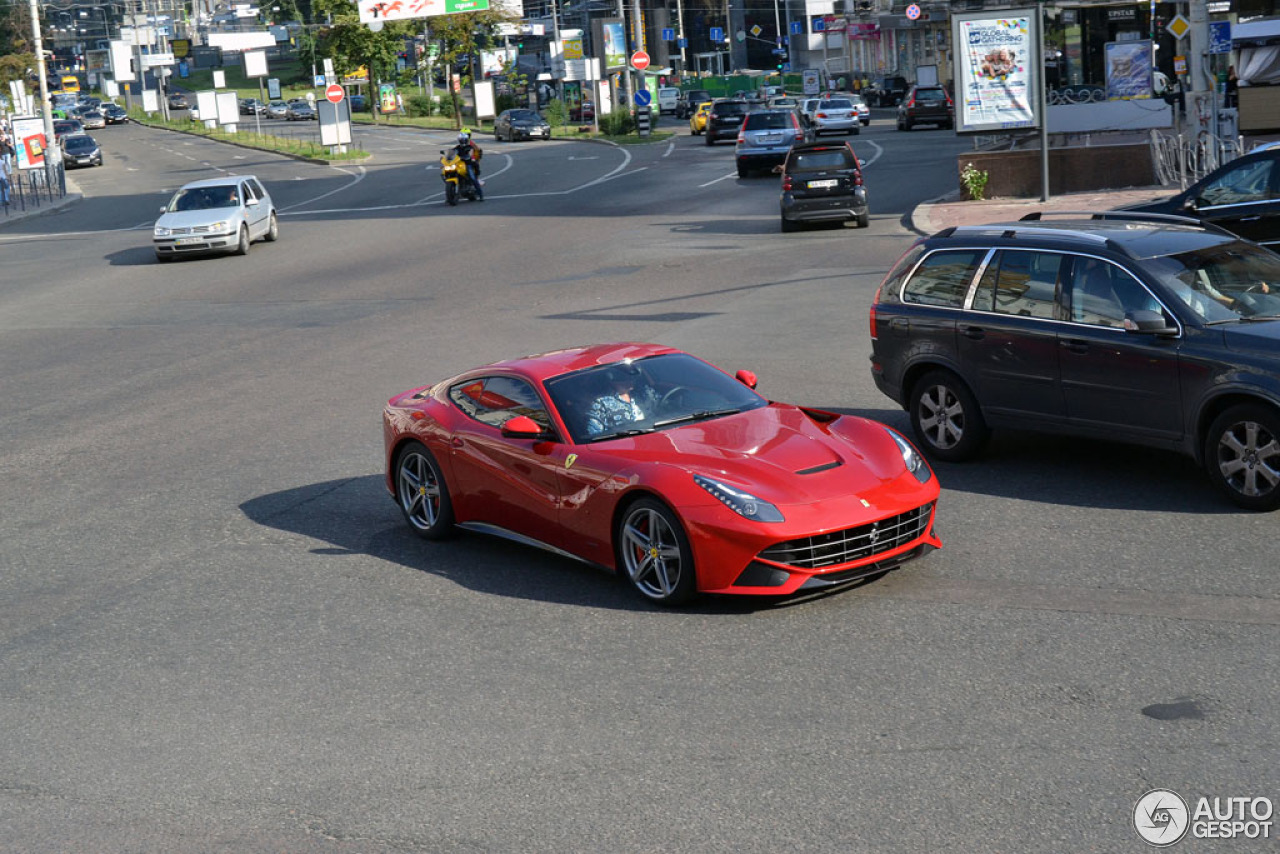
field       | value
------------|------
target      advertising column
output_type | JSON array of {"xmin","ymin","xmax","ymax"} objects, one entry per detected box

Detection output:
[{"xmin": 951, "ymin": 11, "xmax": 1039, "ymax": 133}]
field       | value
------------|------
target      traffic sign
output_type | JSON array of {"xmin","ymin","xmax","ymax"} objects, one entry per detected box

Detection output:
[
  {"xmin": 905, "ymin": 3, "xmax": 921, "ymax": 19},
  {"xmin": 313, "ymin": 74, "xmax": 325, "ymax": 86},
  {"xmin": 662, "ymin": 27, "xmax": 674, "ymax": 40},
  {"xmin": 1166, "ymin": 14, "xmax": 1190, "ymax": 40},
  {"xmin": 790, "ymin": 21, "xmax": 804, "ymax": 35},
  {"xmin": 678, "ymin": 37, "xmax": 687, "ymax": 48},
  {"xmin": 325, "ymin": 83, "xmax": 345, "ymax": 103},
  {"xmin": 812, "ymin": 17, "xmax": 825, "ymax": 32},
  {"xmin": 1209, "ymin": 21, "xmax": 1231, "ymax": 54},
  {"xmin": 634, "ymin": 89, "xmax": 651, "ymax": 106},
  {"xmin": 710, "ymin": 27, "xmax": 724, "ymax": 42},
  {"xmin": 631, "ymin": 50, "xmax": 650, "ymax": 71}
]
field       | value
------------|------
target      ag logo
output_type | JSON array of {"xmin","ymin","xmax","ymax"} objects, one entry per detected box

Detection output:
[{"xmin": 1134, "ymin": 789, "xmax": 1190, "ymax": 846}]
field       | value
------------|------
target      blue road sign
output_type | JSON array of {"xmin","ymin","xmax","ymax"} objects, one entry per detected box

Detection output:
[
  {"xmin": 662, "ymin": 27, "xmax": 674, "ymax": 40},
  {"xmin": 634, "ymin": 89, "xmax": 652, "ymax": 107},
  {"xmin": 782, "ymin": 62, "xmax": 791, "ymax": 72},
  {"xmin": 710, "ymin": 26, "xmax": 724, "ymax": 42},
  {"xmin": 314, "ymin": 74, "xmax": 325, "ymax": 86},
  {"xmin": 790, "ymin": 20, "xmax": 803, "ymax": 35},
  {"xmin": 678, "ymin": 37, "xmax": 687, "ymax": 48},
  {"xmin": 812, "ymin": 17, "xmax": 825, "ymax": 32},
  {"xmin": 771, "ymin": 48, "xmax": 787, "ymax": 55},
  {"xmin": 1209, "ymin": 21, "xmax": 1231, "ymax": 54}
]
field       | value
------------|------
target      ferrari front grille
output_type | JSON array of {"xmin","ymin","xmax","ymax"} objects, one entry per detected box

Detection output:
[{"xmin": 758, "ymin": 503, "xmax": 933, "ymax": 569}]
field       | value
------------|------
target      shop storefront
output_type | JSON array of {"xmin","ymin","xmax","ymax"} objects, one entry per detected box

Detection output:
[{"xmin": 1048, "ymin": 2, "xmax": 1180, "ymax": 91}]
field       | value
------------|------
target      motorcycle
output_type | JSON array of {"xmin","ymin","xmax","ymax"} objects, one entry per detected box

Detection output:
[{"xmin": 439, "ymin": 149, "xmax": 480, "ymax": 206}]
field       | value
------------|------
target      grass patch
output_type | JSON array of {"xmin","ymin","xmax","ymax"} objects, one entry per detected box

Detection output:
[{"xmin": 129, "ymin": 110, "xmax": 371, "ymax": 162}]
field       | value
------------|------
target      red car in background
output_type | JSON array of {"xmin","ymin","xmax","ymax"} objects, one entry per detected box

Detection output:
[{"xmin": 383, "ymin": 343, "xmax": 941, "ymax": 605}]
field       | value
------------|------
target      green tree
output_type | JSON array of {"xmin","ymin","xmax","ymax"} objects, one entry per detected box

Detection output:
[
  {"xmin": 421, "ymin": 9, "xmax": 518, "ymax": 128},
  {"xmin": 312, "ymin": 0, "xmax": 419, "ymax": 122}
]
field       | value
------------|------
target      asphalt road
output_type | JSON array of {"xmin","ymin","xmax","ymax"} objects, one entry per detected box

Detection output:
[{"xmin": 1, "ymin": 113, "xmax": 1276, "ymax": 853}]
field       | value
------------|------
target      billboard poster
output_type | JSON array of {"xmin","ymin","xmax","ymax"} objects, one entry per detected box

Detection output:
[
  {"xmin": 601, "ymin": 20, "xmax": 626, "ymax": 69},
  {"xmin": 1105, "ymin": 40, "xmax": 1153, "ymax": 100},
  {"xmin": 358, "ymin": 0, "xmax": 490, "ymax": 25},
  {"xmin": 10, "ymin": 116, "xmax": 47, "ymax": 170},
  {"xmin": 952, "ymin": 10, "xmax": 1039, "ymax": 134}
]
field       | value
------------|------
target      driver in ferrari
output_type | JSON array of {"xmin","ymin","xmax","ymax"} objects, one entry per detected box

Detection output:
[{"xmin": 584, "ymin": 366, "xmax": 659, "ymax": 436}]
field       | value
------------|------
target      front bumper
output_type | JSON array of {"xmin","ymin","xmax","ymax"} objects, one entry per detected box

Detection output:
[
  {"xmin": 154, "ymin": 231, "xmax": 239, "ymax": 256},
  {"xmin": 680, "ymin": 488, "xmax": 942, "ymax": 597},
  {"xmin": 509, "ymin": 126, "xmax": 550, "ymax": 139}
]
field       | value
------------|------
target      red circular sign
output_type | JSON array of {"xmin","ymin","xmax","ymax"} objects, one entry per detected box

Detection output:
[
  {"xmin": 631, "ymin": 50, "xmax": 651, "ymax": 71},
  {"xmin": 325, "ymin": 84, "xmax": 345, "ymax": 103}
]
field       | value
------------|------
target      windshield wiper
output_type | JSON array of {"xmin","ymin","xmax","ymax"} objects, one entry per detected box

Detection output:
[
  {"xmin": 653, "ymin": 408, "xmax": 742, "ymax": 428},
  {"xmin": 1239, "ymin": 314, "xmax": 1280, "ymax": 322},
  {"xmin": 590, "ymin": 427, "xmax": 656, "ymax": 441}
]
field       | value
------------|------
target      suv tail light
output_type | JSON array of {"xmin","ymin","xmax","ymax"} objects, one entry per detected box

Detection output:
[
  {"xmin": 869, "ymin": 300, "xmax": 879, "ymax": 340},
  {"xmin": 737, "ymin": 130, "xmax": 745, "ymax": 144},
  {"xmin": 906, "ymin": 94, "xmax": 916, "ymax": 108},
  {"xmin": 782, "ymin": 174, "xmax": 793, "ymax": 192}
]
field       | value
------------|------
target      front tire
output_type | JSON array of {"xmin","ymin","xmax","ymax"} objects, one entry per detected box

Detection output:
[
  {"xmin": 909, "ymin": 370, "xmax": 989, "ymax": 462},
  {"xmin": 395, "ymin": 441, "xmax": 455, "ymax": 539},
  {"xmin": 234, "ymin": 225, "xmax": 250, "ymax": 256},
  {"xmin": 1204, "ymin": 404, "xmax": 1280, "ymax": 511},
  {"xmin": 445, "ymin": 182, "xmax": 458, "ymax": 206},
  {"xmin": 616, "ymin": 498, "xmax": 696, "ymax": 606}
]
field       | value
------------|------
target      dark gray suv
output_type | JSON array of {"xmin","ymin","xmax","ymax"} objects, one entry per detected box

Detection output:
[{"xmin": 870, "ymin": 212, "xmax": 1280, "ymax": 510}]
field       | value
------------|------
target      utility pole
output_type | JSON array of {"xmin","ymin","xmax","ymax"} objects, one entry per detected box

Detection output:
[{"xmin": 29, "ymin": 0, "xmax": 62, "ymax": 191}]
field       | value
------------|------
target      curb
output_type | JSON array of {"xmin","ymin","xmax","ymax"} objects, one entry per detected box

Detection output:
[
  {"xmin": 908, "ymin": 189, "xmax": 961, "ymax": 236},
  {"xmin": 0, "ymin": 174, "xmax": 84, "ymax": 229}
]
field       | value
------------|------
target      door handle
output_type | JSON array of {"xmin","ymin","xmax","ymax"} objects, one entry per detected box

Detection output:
[
  {"xmin": 450, "ymin": 437, "xmax": 464, "ymax": 448},
  {"xmin": 961, "ymin": 326, "xmax": 985, "ymax": 340},
  {"xmin": 1240, "ymin": 215, "xmax": 1262, "ymax": 222},
  {"xmin": 1060, "ymin": 339, "xmax": 1089, "ymax": 354}
]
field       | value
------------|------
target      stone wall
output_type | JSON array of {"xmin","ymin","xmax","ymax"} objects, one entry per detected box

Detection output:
[{"xmin": 956, "ymin": 144, "xmax": 1156, "ymax": 199}]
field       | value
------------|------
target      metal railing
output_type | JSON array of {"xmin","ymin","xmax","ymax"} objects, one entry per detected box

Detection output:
[
  {"xmin": 1, "ymin": 159, "xmax": 68, "ymax": 218},
  {"xmin": 1149, "ymin": 128, "xmax": 1245, "ymax": 191}
]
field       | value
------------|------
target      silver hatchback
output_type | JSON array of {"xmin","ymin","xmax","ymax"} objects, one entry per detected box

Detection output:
[
  {"xmin": 812, "ymin": 98, "xmax": 860, "ymax": 136},
  {"xmin": 153, "ymin": 175, "xmax": 278, "ymax": 262}
]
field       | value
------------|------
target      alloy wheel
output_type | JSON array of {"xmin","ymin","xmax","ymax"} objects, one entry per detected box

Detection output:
[{"xmin": 1215, "ymin": 418, "xmax": 1280, "ymax": 501}]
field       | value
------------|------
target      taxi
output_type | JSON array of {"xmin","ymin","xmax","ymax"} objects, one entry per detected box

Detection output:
[{"xmin": 689, "ymin": 101, "xmax": 713, "ymax": 136}]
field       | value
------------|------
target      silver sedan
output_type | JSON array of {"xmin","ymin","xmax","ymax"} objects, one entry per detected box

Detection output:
[{"xmin": 811, "ymin": 98, "xmax": 860, "ymax": 136}]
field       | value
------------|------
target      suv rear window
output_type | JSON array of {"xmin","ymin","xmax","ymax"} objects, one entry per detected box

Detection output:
[
  {"xmin": 745, "ymin": 112, "xmax": 793, "ymax": 129},
  {"xmin": 914, "ymin": 88, "xmax": 947, "ymax": 100},
  {"xmin": 715, "ymin": 102, "xmax": 750, "ymax": 116},
  {"xmin": 788, "ymin": 148, "xmax": 855, "ymax": 172},
  {"xmin": 902, "ymin": 250, "xmax": 986, "ymax": 307}
]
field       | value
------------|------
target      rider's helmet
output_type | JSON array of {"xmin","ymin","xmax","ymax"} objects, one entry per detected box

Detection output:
[{"xmin": 457, "ymin": 131, "xmax": 470, "ymax": 145}]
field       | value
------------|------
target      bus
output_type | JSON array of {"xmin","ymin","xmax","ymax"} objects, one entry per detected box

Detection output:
[{"xmin": 60, "ymin": 75, "xmax": 81, "ymax": 93}]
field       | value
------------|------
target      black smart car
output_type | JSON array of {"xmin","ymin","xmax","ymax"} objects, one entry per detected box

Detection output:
[
  {"xmin": 779, "ymin": 141, "xmax": 869, "ymax": 232},
  {"xmin": 704, "ymin": 98, "xmax": 753, "ymax": 146},
  {"xmin": 1125, "ymin": 143, "xmax": 1280, "ymax": 247},
  {"xmin": 870, "ymin": 211, "xmax": 1280, "ymax": 510}
]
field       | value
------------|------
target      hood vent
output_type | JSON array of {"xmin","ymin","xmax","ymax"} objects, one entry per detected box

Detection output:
[{"xmin": 796, "ymin": 460, "xmax": 843, "ymax": 476}]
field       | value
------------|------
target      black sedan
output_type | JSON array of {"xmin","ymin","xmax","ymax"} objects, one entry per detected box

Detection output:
[
  {"xmin": 1124, "ymin": 143, "xmax": 1280, "ymax": 248},
  {"xmin": 62, "ymin": 133, "xmax": 103, "ymax": 168},
  {"xmin": 495, "ymin": 108, "xmax": 551, "ymax": 141},
  {"xmin": 102, "ymin": 103, "xmax": 128, "ymax": 124}
]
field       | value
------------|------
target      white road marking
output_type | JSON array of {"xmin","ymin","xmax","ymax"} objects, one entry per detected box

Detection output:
[{"xmin": 699, "ymin": 172, "xmax": 738, "ymax": 187}]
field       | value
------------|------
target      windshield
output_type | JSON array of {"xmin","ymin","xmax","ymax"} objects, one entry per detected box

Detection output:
[
  {"xmin": 544, "ymin": 353, "xmax": 768, "ymax": 444},
  {"xmin": 507, "ymin": 110, "xmax": 538, "ymax": 120},
  {"xmin": 65, "ymin": 137, "xmax": 95, "ymax": 151},
  {"xmin": 168, "ymin": 185, "xmax": 241, "ymax": 212},
  {"xmin": 1146, "ymin": 241, "xmax": 1280, "ymax": 322}
]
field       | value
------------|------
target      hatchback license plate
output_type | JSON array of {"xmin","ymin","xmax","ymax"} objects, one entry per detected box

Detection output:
[
  {"xmin": 808, "ymin": 179, "xmax": 839, "ymax": 189},
  {"xmin": 175, "ymin": 237, "xmax": 204, "ymax": 246}
]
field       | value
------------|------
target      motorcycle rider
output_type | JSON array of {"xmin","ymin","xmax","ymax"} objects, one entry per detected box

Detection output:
[{"xmin": 454, "ymin": 129, "xmax": 483, "ymax": 200}]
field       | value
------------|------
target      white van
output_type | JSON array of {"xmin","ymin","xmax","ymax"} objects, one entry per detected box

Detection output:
[{"xmin": 656, "ymin": 87, "xmax": 680, "ymax": 115}]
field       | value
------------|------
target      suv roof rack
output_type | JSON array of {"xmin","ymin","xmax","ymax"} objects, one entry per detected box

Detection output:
[{"xmin": 947, "ymin": 224, "xmax": 1113, "ymax": 245}]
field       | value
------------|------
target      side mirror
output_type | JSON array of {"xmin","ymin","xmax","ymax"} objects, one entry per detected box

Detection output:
[
  {"xmin": 501, "ymin": 414, "xmax": 545, "ymax": 438},
  {"xmin": 246, "ymin": 197, "xmax": 259, "ymax": 206},
  {"xmin": 1124, "ymin": 309, "xmax": 1178, "ymax": 335},
  {"xmin": 159, "ymin": 206, "xmax": 166, "ymax": 213},
  {"xmin": 735, "ymin": 369, "xmax": 758, "ymax": 389}
]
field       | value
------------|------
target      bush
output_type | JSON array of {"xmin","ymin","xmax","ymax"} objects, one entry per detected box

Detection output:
[
  {"xmin": 435, "ymin": 92, "xmax": 461, "ymax": 119},
  {"xmin": 405, "ymin": 93, "xmax": 434, "ymax": 117},
  {"xmin": 543, "ymin": 98, "xmax": 569, "ymax": 128},
  {"xmin": 599, "ymin": 108, "xmax": 634, "ymax": 136}
]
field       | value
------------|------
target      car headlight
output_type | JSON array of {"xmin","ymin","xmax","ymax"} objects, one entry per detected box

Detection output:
[
  {"xmin": 886, "ymin": 427, "xmax": 932, "ymax": 483},
  {"xmin": 694, "ymin": 474, "xmax": 784, "ymax": 522},
  {"xmin": 210, "ymin": 221, "xmax": 230, "ymax": 233},
  {"xmin": 154, "ymin": 224, "xmax": 170, "ymax": 237}
]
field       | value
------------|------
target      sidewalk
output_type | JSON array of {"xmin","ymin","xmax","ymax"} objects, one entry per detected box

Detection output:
[{"xmin": 910, "ymin": 185, "xmax": 1173, "ymax": 236}]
